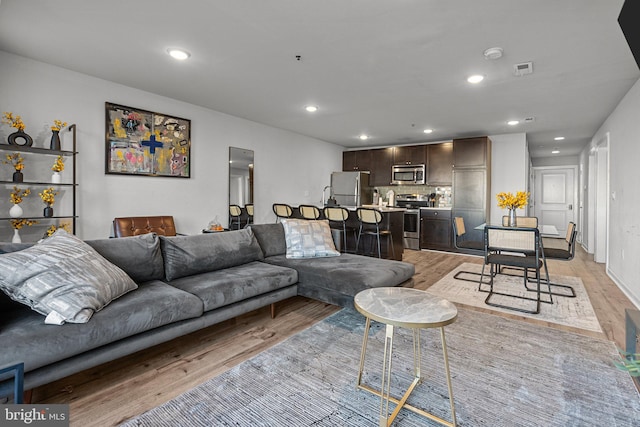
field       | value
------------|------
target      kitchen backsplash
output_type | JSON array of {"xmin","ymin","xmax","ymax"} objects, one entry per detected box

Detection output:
[{"xmin": 375, "ymin": 185, "xmax": 452, "ymax": 208}]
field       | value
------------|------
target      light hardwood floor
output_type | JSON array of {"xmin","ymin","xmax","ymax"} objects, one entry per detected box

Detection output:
[{"xmin": 33, "ymin": 245, "xmax": 637, "ymax": 426}]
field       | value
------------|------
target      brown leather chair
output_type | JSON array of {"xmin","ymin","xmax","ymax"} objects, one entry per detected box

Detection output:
[{"xmin": 113, "ymin": 216, "xmax": 177, "ymax": 237}]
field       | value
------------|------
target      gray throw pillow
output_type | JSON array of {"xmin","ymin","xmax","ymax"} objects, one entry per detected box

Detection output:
[
  {"xmin": 0, "ymin": 230, "xmax": 138, "ymax": 325},
  {"xmin": 281, "ymin": 219, "xmax": 340, "ymax": 259},
  {"xmin": 160, "ymin": 228, "xmax": 264, "ymax": 281}
]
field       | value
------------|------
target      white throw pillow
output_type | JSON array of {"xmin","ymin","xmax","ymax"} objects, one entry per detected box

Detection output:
[
  {"xmin": 281, "ymin": 219, "xmax": 340, "ymax": 259},
  {"xmin": 0, "ymin": 230, "xmax": 138, "ymax": 324}
]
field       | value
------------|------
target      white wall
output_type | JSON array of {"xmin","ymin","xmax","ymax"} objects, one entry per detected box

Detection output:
[
  {"xmin": 0, "ymin": 51, "xmax": 343, "ymax": 240},
  {"xmin": 583, "ymin": 76, "xmax": 640, "ymax": 307},
  {"xmin": 488, "ymin": 133, "xmax": 529, "ymax": 225}
]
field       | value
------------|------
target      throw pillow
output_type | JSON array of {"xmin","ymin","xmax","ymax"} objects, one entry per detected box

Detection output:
[
  {"xmin": 281, "ymin": 219, "xmax": 340, "ymax": 259},
  {"xmin": 0, "ymin": 230, "xmax": 138, "ymax": 325}
]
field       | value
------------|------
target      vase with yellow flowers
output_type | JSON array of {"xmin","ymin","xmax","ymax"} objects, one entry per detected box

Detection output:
[
  {"xmin": 3, "ymin": 152, "xmax": 25, "ymax": 183},
  {"xmin": 50, "ymin": 120, "xmax": 68, "ymax": 151},
  {"xmin": 39, "ymin": 187, "xmax": 58, "ymax": 218},
  {"xmin": 51, "ymin": 155, "xmax": 65, "ymax": 183},
  {"xmin": 2, "ymin": 112, "xmax": 33, "ymax": 147},
  {"xmin": 10, "ymin": 219, "xmax": 38, "ymax": 243},
  {"xmin": 496, "ymin": 191, "xmax": 530, "ymax": 227},
  {"xmin": 9, "ymin": 186, "xmax": 31, "ymax": 218}
]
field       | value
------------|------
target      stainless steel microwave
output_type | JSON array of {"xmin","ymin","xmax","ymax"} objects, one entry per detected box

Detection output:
[{"xmin": 391, "ymin": 164, "xmax": 425, "ymax": 185}]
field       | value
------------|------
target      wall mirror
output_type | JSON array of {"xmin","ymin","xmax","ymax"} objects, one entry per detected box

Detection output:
[{"xmin": 228, "ymin": 147, "xmax": 254, "ymax": 220}]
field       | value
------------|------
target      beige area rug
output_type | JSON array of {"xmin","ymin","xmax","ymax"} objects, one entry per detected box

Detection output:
[{"xmin": 428, "ymin": 262, "xmax": 602, "ymax": 333}]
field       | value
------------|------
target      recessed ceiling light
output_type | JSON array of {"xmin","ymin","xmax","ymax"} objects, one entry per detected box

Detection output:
[
  {"xmin": 554, "ymin": 136, "xmax": 565, "ymax": 141},
  {"xmin": 507, "ymin": 120, "xmax": 520, "ymax": 126},
  {"xmin": 359, "ymin": 134, "xmax": 369, "ymax": 141},
  {"xmin": 167, "ymin": 48, "xmax": 191, "ymax": 60},
  {"xmin": 552, "ymin": 149, "xmax": 560, "ymax": 154},
  {"xmin": 423, "ymin": 129, "xmax": 433, "ymax": 134},
  {"xmin": 305, "ymin": 105, "xmax": 318, "ymax": 113},
  {"xmin": 467, "ymin": 74, "xmax": 484, "ymax": 84}
]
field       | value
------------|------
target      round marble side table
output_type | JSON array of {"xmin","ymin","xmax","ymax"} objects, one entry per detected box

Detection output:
[{"xmin": 354, "ymin": 287, "xmax": 458, "ymax": 427}]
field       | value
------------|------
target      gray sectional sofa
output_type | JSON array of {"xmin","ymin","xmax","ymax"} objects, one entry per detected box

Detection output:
[{"xmin": 0, "ymin": 223, "xmax": 414, "ymax": 398}]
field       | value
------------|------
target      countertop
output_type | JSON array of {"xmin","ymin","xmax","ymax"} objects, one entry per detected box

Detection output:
[
  {"xmin": 358, "ymin": 205, "xmax": 407, "ymax": 212},
  {"xmin": 419, "ymin": 206, "xmax": 452, "ymax": 210}
]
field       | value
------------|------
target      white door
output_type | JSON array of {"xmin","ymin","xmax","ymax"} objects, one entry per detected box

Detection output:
[{"xmin": 533, "ymin": 167, "xmax": 576, "ymax": 237}]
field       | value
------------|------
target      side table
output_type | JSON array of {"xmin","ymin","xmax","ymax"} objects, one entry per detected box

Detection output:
[
  {"xmin": 354, "ymin": 287, "xmax": 458, "ymax": 427},
  {"xmin": 0, "ymin": 362, "xmax": 24, "ymax": 403}
]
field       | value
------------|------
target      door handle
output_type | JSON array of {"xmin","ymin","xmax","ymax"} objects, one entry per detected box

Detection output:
[{"xmin": 568, "ymin": 204, "xmax": 573, "ymax": 210}]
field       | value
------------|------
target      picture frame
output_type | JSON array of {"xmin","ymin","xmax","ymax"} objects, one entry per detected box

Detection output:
[{"xmin": 105, "ymin": 102, "xmax": 191, "ymax": 178}]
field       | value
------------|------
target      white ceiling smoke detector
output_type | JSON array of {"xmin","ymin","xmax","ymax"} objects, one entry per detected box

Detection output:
[
  {"xmin": 483, "ymin": 47, "xmax": 503, "ymax": 60},
  {"xmin": 514, "ymin": 62, "xmax": 533, "ymax": 76}
]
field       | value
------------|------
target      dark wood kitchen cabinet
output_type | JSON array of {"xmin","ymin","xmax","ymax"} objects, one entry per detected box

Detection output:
[
  {"xmin": 453, "ymin": 136, "xmax": 490, "ymax": 168},
  {"xmin": 393, "ymin": 144, "xmax": 426, "ymax": 165},
  {"xmin": 427, "ymin": 142, "xmax": 453, "ymax": 185},
  {"xmin": 420, "ymin": 209, "xmax": 452, "ymax": 250},
  {"xmin": 369, "ymin": 147, "xmax": 394, "ymax": 186},
  {"xmin": 343, "ymin": 150, "xmax": 372, "ymax": 172}
]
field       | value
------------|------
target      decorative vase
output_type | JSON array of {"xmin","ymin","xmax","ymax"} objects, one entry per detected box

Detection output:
[
  {"xmin": 52, "ymin": 171, "xmax": 62, "ymax": 184},
  {"xmin": 44, "ymin": 205, "xmax": 54, "ymax": 218},
  {"xmin": 8, "ymin": 130, "xmax": 33, "ymax": 147},
  {"xmin": 50, "ymin": 130, "xmax": 61, "ymax": 151},
  {"xmin": 12, "ymin": 229, "xmax": 22, "ymax": 244},
  {"xmin": 508, "ymin": 208, "xmax": 517, "ymax": 227},
  {"xmin": 12, "ymin": 171, "xmax": 23, "ymax": 183},
  {"xmin": 9, "ymin": 204, "xmax": 23, "ymax": 218}
]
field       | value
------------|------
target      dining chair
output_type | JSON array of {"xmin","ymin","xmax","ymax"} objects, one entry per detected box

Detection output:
[
  {"xmin": 479, "ymin": 225, "xmax": 552, "ymax": 314},
  {"xmin": 245, "ymin": 204, "xmax": 254, "ymax": 225},
  {"xmin": 452, "ymin": 217, "xmax": 488, "ymax": 283},
  {"xmin": 272, "ymin": 203, "xmax": 293, "ymax": 222},
  {"xmin": 355, "ymin": 208, "xmax": 395, "ymax": 259},
  {"xmin": 324, "ymin": 206, "xmax": 356, "ymax": 253},
  {"xmin": 229, "ymin": 205, "xmax": 243, "ymax": 230},
  {"xmin": 501, "ymin": 215, "xmax": 538, "ymax": 228},
  {"xmin": 298, "ymin": 204, "xmax": 322, "ymax": 220}
]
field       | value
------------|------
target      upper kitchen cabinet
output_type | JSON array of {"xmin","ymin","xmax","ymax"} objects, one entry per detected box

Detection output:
[
  {"xmin": 369, "ymin": 147, "xmax": 394, "ymax": 186},
  {"xmin": 426, "ymin": 142, "xmax": 453, "ymax": 185},
  {"xmin": 343, "ymin": 150, "xmax": 372, "ymax": 172},
  {"xmin": 453, "ymin": 136, "xmax": 491, "ymax": 168},
  {"xmin": 393, "ymin": 145, "xmax": 426, "ymax": 165}
]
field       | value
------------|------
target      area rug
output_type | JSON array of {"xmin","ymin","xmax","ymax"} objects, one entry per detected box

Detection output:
[
  {"xmin": 427, "ymin": 263, "xmax": 602, "ymax": 333},
  {"xmin": 120, "ymin": 308, "xmax": 639, "ymax": 427}
]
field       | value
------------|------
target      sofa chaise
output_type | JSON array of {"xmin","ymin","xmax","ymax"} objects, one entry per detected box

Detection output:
[{"xmin": 0, "ymin": 222, "xmax": 414, "ymax": 398}]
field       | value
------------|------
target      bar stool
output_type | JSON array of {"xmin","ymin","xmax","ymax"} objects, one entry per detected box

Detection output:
[
  {"xmin": 272, "ymin": 203, "xmax": 293, "ymax": 223},
  {"xmin": 324, "ymin": 206, "xmax": 357, "ymax": 253},
  {"xmin": 298, "ymin": 204, "xmax": 321, "ymax": 220},
  {"xmin": 356, "ymin": 207, "xmax": 395, "ymax": 259},
  {"xmin": 245, "ymin": 204, "xmax": 254, "ymax": 225},
  {"xmin": 229, "ymin": 205, "xmax": 243, "ymax": 230}
]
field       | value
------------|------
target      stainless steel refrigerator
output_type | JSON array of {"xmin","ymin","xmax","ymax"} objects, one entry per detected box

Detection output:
[{"xmin": 330, "ymin": 171, "xmax": 371, "ymax": 207}]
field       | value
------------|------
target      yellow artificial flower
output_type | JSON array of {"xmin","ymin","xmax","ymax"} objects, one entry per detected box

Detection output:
[
  {"xmin": 39, "ymin": 187, "xmax": 59, "ymax": 206},
  {"xmin": 3, "ymin": 152, "xmax": 25, "ymax": 171},
  {"xmin": 496, "ymin": 191, "xmax": 530, "ymax": 210},
  {"xmin": 52, "ymin": 156, "xmax": 65, "ymax": 172},
  {"xmin": 45, "ymin": 223, "xmax": 71, "ymax": 237},
  {"xmin": 10, "ymin": 186, "xmax": 30, "ymax": 204},
  {"xmin": 10, "ymin": 219, "xmax": 38, "ymax": 230},
  {"xmin": 51, "ymin": 119, "xmax": 68, "ymax": 132},
  {"xmin": 2, "ymin": 112, "xmax": 26, "ymax": 132}
]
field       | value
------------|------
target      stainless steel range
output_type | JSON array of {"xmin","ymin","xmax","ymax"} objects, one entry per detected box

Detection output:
[{"xmin": 395, "ymin": 194, "xmax": 431, "ymax": 250}]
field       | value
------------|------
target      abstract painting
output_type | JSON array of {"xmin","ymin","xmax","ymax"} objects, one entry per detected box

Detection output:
[{"xmin": 105, "ymin": 102, "xmax": 191, "ymax": 178}]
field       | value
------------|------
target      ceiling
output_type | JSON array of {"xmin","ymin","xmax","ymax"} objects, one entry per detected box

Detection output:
[{"xmin": 0, "ymin": 0, "xmax": 638, "ymax": 158}]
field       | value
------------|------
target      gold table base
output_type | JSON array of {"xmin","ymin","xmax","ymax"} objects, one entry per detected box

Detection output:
[{"xmin": 356, "ymin": 317, "xmax": 457, "ymax": 427}]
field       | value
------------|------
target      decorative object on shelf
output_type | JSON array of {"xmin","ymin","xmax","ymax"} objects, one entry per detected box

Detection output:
[
  {"xmin": 9, "ymin": 186, "xmax": 30, "ymax": 218},
  {"xmin": 9, "ymin": 218, "xmax": 38, "ymax": 243},
  {"xmin": 105, "ymin": 102, "xmax": 191, "ymax": 178},
  {"xmin": 43, "ymin": 223, "xmax": 71, "ymax": 239},
  {"xmin": 39, "ymin": 187, "xmax": 58, "ymax": 218},
  {"xmin": 2, "ymin": 112, "xmax": 33, "ymax": 147},
  {"xmin": 496, "ymin": 191, "xmax": 530, "ymax": 227},
  {"xmin": 51, "ymin": 155, "xmax": 65, "ymax": 183},
  {"xmin": 3, "ymin": 152, "xmax": 25, "ymax": 182},
  {"xmin": 50, "ymin": 120, "xmax": 68, "ymax": 150}
]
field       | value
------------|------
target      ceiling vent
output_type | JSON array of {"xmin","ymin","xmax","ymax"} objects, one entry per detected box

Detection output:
[{"xmin": 513, "ymin": 62, "xmax": 533, "ymax": 76}]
